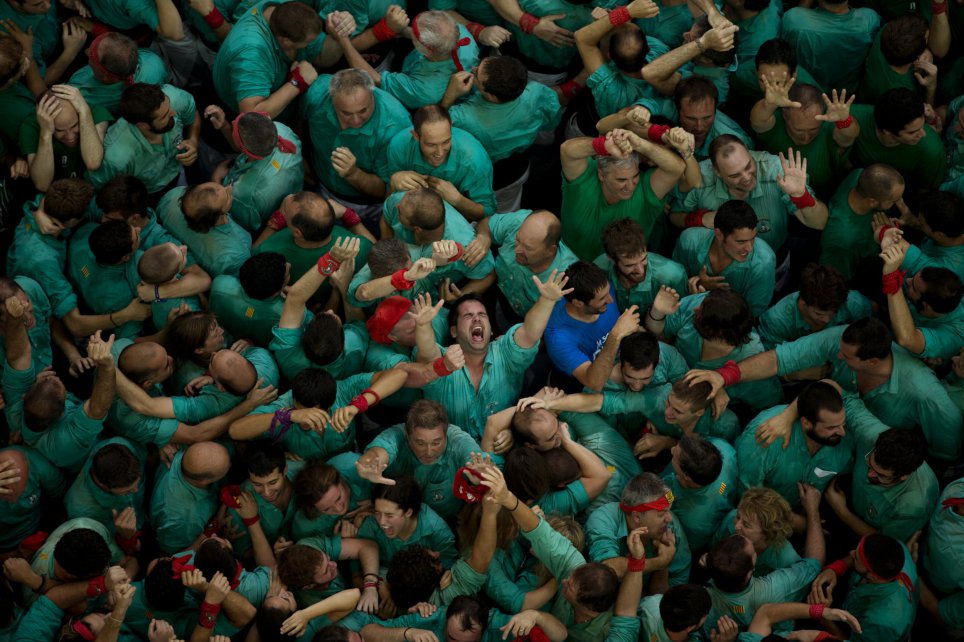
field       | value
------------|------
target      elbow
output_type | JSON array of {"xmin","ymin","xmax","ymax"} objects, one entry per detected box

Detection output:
[{"xmin": 157, "ymin": 22, "xmax": 186, "ymax": 41}]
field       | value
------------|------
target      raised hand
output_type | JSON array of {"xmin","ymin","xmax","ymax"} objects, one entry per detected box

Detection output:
[
  {"xmin": 814, "ymin": 89, "xmax": 855, "ymax": 123},
  {"xmin": 533, "ymin": 269, "xmax": 573, "ymax": 301},
  {"xmin": 404, "ymin": 257, "xmax": 436, "ymax": 283},
  {"xmin": 204, "ymin": 571, "xmax": 231, "ymax": 605},
  {"xmin": 777, "ymin": 148, "xmax": 808, "ymax": 198},
  {"xmin": 36, "ymin": 93, "xmax": 63, "ymax": 133},
  {"xmin": 761, "ymin": 72, "xmax": 801, "ymax": 109},
  {"xmin": 879, "ymin": 244, "xmax": 906, "ymax": 275},
  {"xmin": 355, "ymin": 452, "xmax": 394, "ymax": 485},
  {"xmin": 665, "ymin": 127, "xmax": 695, "ymax": 157},
  {"xmin": 651, "ymin": 285, "xmax": 681, "ymax": 318},
  {"xmin": 612, "ymin": 304, "xmax": 642, "ymax": 339},
  {"xmin": 331, "ymin": 236, "xmax": 361, "ymax": 263},
  {"xmin": 626, "ymin": 105, "xmax": 651, "ymax": 129},
  {"xmin": 442, "ymin": 344, "xmax": 465, "ymax": 372},
  {"xmin": 413, "ymin": 293, "xmax": 443, "ymax": 326},
  {"xmin": 478, "ymin": 25, "xmax": 511, "ymax": 47},
  {"xmin": 913, "ymin": 59, "xmax": 938, "ymax": 90},
  {"xmin": 327, "ymin": 11, "xmax": 356, "ymax": 39},
  {"xmin": 86, "ymin": 331, "xmax": 115, "ymax": 366},
  {"xmin": 626, "ymin": 526, "xmax": 648, "ymax": 560},
  {"xmin": 204, "ymin": 104, "xmax": 227, "ymax": 129},
  {"xmin": 701, "ymin": 23, "xmax": 738, "ymax": 52},
  {"xmin": 627, "ymin": 0, "xmax": 659, "ymax": 18},
  {"xmin": 385, "ymin": 5, "xmax": 409, "ymax": 31},
  {"xmin": 431, "ymin": 239, "xmax": 461, "ymax": 265}
]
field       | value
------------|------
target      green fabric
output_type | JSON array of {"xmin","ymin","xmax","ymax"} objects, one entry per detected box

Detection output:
[
  {"xmin": 7, "ymin": 202, "xmax": 78, "ymax": 318},
  {"xmin": 924, "ymin": 478, "xmax": 964, "ymax": 595},
  {"xmin": 774, "ymin": 326, "xmax": 964, "ymax": 460},
  {"xmin": 65, "ymin": 437, "xmax": 147, "ymax": 536},
  {"xmin": 156, "ymin": 186, "xmax": 253, "ymax": 277},
  {"xmin": 819, "ymin": 169, "xmax": 878, "ymax": 280},
  {"xmin": 12, "ymin": 597, "xmax": 59, "ymax": 642},
  {"xmin": 850, "ymin": 104, "xmax": 947, "ymax": 190},
  {"xmin": 428, "ymin": 0, "xmax": 499, "ymax": 26},
  {"xmin": 87, "ymin": 0, "xmax": 158, "ymax": 29},
  {"xmin": 331, "ymin": 0, "xmax": 401, "ymax": 34},
  {"xmin": 0, "ymin": 277, "xmax": 55, "ymax": 374},
  {"xmin": 664, "ymin": 293, "xmax": 783, "ymax": 409},
  {"xmin": 0, "ymin": 82, "xmax": 36, "ymax": 148},
  {"xmin": 858, "ymin": 32, "xmax": 919, "ymax": 104},
  {"xmin": 209, "ymin": 274, "xmax": 286, "ymax": 348},
  {"xmin": 639, "ymin": 594, "xmax": 702, "ymax": 642},
  {"xmin": 672, "ymin": 228, "xmax": 776, "ymax": 317},
  {"xmin": 422, "ymin": 327, "xmax": 538, "ymax": 441},
  {"xmin": 183, "ymin": 0, "xmax": 242, "ymax": 43},
  {"xmin": 88, "ymin": 84, "xmax": 197, "ymax": 193},
  {"xmin": 909, "ymin": 297, "xmax": 964, "ymax": 359},
  {"xmin": 731, "ymin": 63, "xmax": 822, "ymax": 108},
  {"xmin": 68, "ymin": 50, "xmax": 169, "ymax": 116},
  {"xmin": 489, "ymin": 210, "xmax": 578, "ymax": 317},
  {"xmin": 450, "ymin": 81, "xmax": 562, "ymax": 162},
  {"xmin": 0, "ymin": 446, "xmax": 65, "ymax": 550},
  {"xmin": 223, "ymin": 121, "xmax": 304, "ymax": 232},
  {"xmin": 675, "ymin": 150, "xmax": 813, "ymax": 252},
  {"xmin": 714, "ymin": 509, "xmax": 801, "ymax": 577},
  {"xmin": 539, "ymin": 478, "xmax": 590, "ymax": 516},
  {"xmin": 900, "ymin": 238, "xmax": 964, "ymax": 282},
  {"xmin": 150, "ymin": 450, "xmax": 221, "ymax": 553},
  {"xmin": 301, "ymin": 76, "xmax": 412, "ymax": 198},
  {"xmin": 0, "ymin": 1, "xmax": 59, "ymax": 70},
  {"xmin": 291, "ymin": 452, "xmax": 372, "ymax": 540},
  {"xmin": 755, "ymin": 111, "xmax": 847, "ymax": 199},
  {"xmin": 226, "ymin": 460, "xmax": 303, "ymax": 557},
  {"xmin": 121, "ymin": 578, "xmax": 198, "ymax": 639},
  {"xmin": 269, "ymin": 319, "xmax": 368, "ymax": 383},
  {"xmin": 758, "ymin": 290, "xmax": 872, "ymax": 349},
  {"xmin": 587, "ymin": 62, "xmax": 662, "ymax": 119},
  {"xmin": 561, "ymin": 161, "xmax": 665, "ymax": 261},
  {"xmin": 357, "ymin": 503, "xmax": 458, "ymax": 571},
  {"xmin": 780, "ymin": 6, "xmax": 880, "ymax": 93},
  {"xmin": 662, "ymin": 437, "xmax": 738, "ymax": 551},
  {"xmin": 430, "ymin": 558, "xmax": 487, "ymax": 606},
  {"xmin": 380, "ymin": 23, "xmax": 480, "ymax": 108},
  {"xmin": 387, "ymin": 127, "xmax": 496, "ymax": 217},
  {"xmin": 635, "ymin": 0, "xmax": 692, "ymax": 48},
  {"xmin": 18, "ymin": 105, "xmax": 113, "ymax": 182},
  {"xmin": 483, "ymin": 542, "xmax": 540, "ymax": 613},
  {"xmin": 732, "ymin": 1, "xmax": 781, "ymax": 83},
  {"xmin": 505, "ymin": 0, "xmax": 591, "ymax": 69},
  {"xmin": 945, "ymin": 94, "xmax": 964, "ymax": 183},
  {"xmin": 367, "ymin": 423, "xmax": 481, "ymax": 520},
  {"xmin": 593, "ymin": 252, "xmax": 688, "ymax": 314},
  {"xmin": 565, "ymin": 411, "xmax": 641, "ymax": 512},
  {"xmin": 692, "ymin": 111, "xmax": 753, "ymax": 160},
  {"xmin": 841, "ymin": 543, "xmax": 918, "ymax": 642}
]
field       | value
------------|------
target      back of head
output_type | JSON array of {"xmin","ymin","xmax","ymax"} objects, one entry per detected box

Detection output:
[
  {"xmin": 145, "ymin": 558, "xmax": 187, "ymax": 610},
  {"xmin": 676, "ymin": 434, "xmax": 722, "ymax": 486},
  {"xmin": 503, "ymin": 447, "xmax": 550, "ymax": 503},
  {"xmin": 182, "ymin": 441, "xmax": 230, "ymax": 484},
  {"xmin": 236, "ymin": 111, "xmax": 280, "ymax": 159},
  {"xmin": 412, "ymin": 11, "xmax": 458, "ymax": 55},
  {"xmin": 386, "ymin": 546, "xmax": 444, "ymax": 608},
  {"xmin": 404, "ymin": 399, "xmax": 448, "ymax": 435},
  {"xmin": 671, "ymin": 379, "xmax": 713, "ymax": 414},
  {"xmin": 874, "ymin": 428, "xmax": 925, "ymax": 477},
  {"xmin": 797, "ymin": 381, "xmax": 844, "ymax": 426},
  {"xmin": 563, "ymin": 260, "xmax": 609, "ymax": 304},
  {"xmin": 277, "ymin": 544, "xmax": 324, "ymax": 590},
  {"xmin": 404, "ymin": 188, "xmax": 446, "ymax": 231},
  {"xmin": 268, "ymin": 1, "xmax": 323, "ymax": 43},
  {"xmin": 738, "ymin": 487, "xmax": 793, "ymax": 547},
  {"xmin": 917, "ymin": 190, "xmax": 964, "ymax": 237},
  {"xmin": 23, "ymin": 378, "xmax": 66, "ymax": 432},
  {"xmin": 659, "ymin": 584, "xmax": 712, "ymax": 633},
  {"xmin": 118, "ymin": 341, "xmax": 167, "ymax": 384},
  {"xmin": 89, "ymin": 220, "xmax": 135, "ymax": 265},
  {"xmin": 373, "ymin": 474, "xmax": 422, "ymax": 515},
  {"xmin": 799, "ymin": 263, "xmax": 849, "ymax": 312},
  {"xmin": 94, "ymin": 33, "xmax": 138, "ymax": 78},
  {"xmin": 619, "ymin": 331, "xmax": 660, "ymax": 370},
  {"xmin": 787, "ymin": 83, "xmax": 824, "ymax": 111},
  {"xmin": 119, "ymin": 83, "xmax": 165, "ymax": 125},
  {"xmin": 714, "ymin": 200, "xmax": 758, "ymax": 237},
  {"xmin": 880, "ymin": 14, "xmax": 928, "ymax": 66},
  {"xmin": 97, "ymin": 175, "xmax": 148, "ymax": 219},
  {"xmin": 210, "ymin": 350, "xmax": 257, "ymax": 395},
  {"xmin": 620, "ymin": 471, "xmax": 670, "ymax": 506},
  {"xmin": 674, "ymin": 74, "xmax": 718, "ymax": 111},
  {"xmin": 478, "ymin": 55, "xmax": 527, "ymax": 102},
  {"xmin": 181, "ymin": 184, "xmax": 223, "ymax": 233},
  {"xmin": 54, "ymin": 529, "xmax": 110, "ymax": 578},
  {"xmin": 446, "ymin": 595, "xmax": 490, "ymax": 633},
  {"xmin": 707, "ymin": 535, "xmax": 754, "ymax": 593},
  {"xmin": 367, "ymin": 238, "xmax": 411, "ymax": 277},
  {"xmin": 165, "ymin": 311, "xmax": 217, "ymax": 362},
  {"xmin": 311, "ymin": 626, "xmax": 353, "ymax": 642},
  {"xmin": 257, "ymin": 607, "xmax": 299, "ymax": 642},
  {"xmin": 138, "ymin": 244, "xmax": 182, "ymax": 285},
  {"xmin": 91, "ymin": 443, "xmax": 141, "ymax": 491},
  {"xmin": 412, "ymin": 103, "xmax": 452, "ymax": 136},
  {"xmin": 542, "ymin": 447, "xmax": 581, "ymax": 488},
  {"xmin": 571, "ymin": 563, "xmax": 620, "ymax": 612},
  {"xmin": 294, "ymin": 459, "xmax": 341, "ymax": 517},
  {"xmin": 874, "ymin": 88, "xmax": 923, "ymax": 136},
  {"xmin": 602, "ymin": 217, "xmax": 648, "ymax": 260},
  {"xmin": 841, "ymin": 317, "xmax": 893, "ymax": 359},
  {"xmin": 754, "ymin": 38, "xmax": 797, "ymax": 74},
  {"xmin": 291, "ymin": 368, "xmax": 337, "ymax": 408},
  {"xmin": 918, "ymin": 267, "xmax": 964, "ymax": 314},
  {"xmin": 243, "ymin": 439, "xmax": 287, "ymax": 478},
  {"xmin": 855, "ymin": 164, "xmax": 904, "ymax": 202},
  {"xmin": 290, "ymin": 192, "xmax": 335, "ymax": 242},
  {"xmin": 709, "ymin": 137, "xmax": 750, "ymax": 173},
  {"xmin": 694, "ymin": 289, "xmax": 754, "ymax": 345},
  {"xmin": 609, "ymin": 25, "xmax": 648, "ymax": 73},
  {"xmin": 860, "ymin": 533, "xmax": 905, "ymax": 580},
  {"xmin": 195, "ymin": 538, "xmax": 239, "ymax": 584},
  {"xmin": 45, "ymin": 178, "xmax": 95, "ymax": 224},
  {"xmin": 240, "ymin": 253, "xmax": 287, "ymax": 300},
  {"xmin": 303, "ymin": 314, "xmax": 344, "ymax": 366}
]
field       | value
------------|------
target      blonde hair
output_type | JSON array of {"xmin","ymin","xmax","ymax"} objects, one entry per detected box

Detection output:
[{"xmin": 738, "ymin": 487, "xmax": 793, "ymax": 547}]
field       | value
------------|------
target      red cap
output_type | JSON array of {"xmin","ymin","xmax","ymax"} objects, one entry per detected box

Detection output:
[{"xmin": 366, "ymin": 297, "xmax": 413, "ymax": 345}]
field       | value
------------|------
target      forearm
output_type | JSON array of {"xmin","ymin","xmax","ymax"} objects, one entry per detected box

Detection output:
[
  {"xmin": 449, "ymin": 193, "xmax": 485, "ymax": 222},
  {"xmin": 803, "ymin": 506, "xmax": 825, "ymax": 564},
  {"xmin": 641, "ymin": 41, "xmax": 700, "ymax": 85},
  {"xmin": 157, "ymin": 268, "xmax": 212, "ymax": 299},
  {"xmin": 155, "ymin": 0, "xmax": 186, "ymax": 40},
  {"xmin": 887, "ymin": 290, "xmax": 926, "ymax": 354},
  {"xmin": 24, "ymin": 60, "xmax": 46, "ymax": 98},
  {"xmin": 77, "ymin": 113, "xmax": 105, "ymax": 170},
  {"xmin": 678, "ymin": 155, "xmax": 701, "ymax": 192},
  {"xmin": 338, "ymin": 38, "xmax": 381, "ymax": 85},
  {"xmin": 795, "ymin": 202, "xmax": 828, "ymax": 230},
  {"xmin": 51, "ymin": 318, "xmax": 81, "ymax": 362},
  {"xmin": 613, "ymin": 565, "xmax": 643, "ymax": 617},
  {"xmin": 219, "ymin": 591, "xmax": 256, "ymax": 627},
  {"xmin": 359, "ymin": 625, "xmax": 408, "ymax": 642},
  {"xmin": 560, "ymin": 138, "xmax": 595, "ymax": 180},
  {"xmin": 579, "ymin": 336, "xmax": 621, "ymax": 390},
  {"xmin": 246, "ymin": 519, "xmax": 276, "ymax": 568},
  {"xmin": 116, "ymin": 371, "xmax": 174, "ymax": 417},
  {"xmin": 356, "ymin": 542, "xmax": 381, "ymax": 578},
  {"xmin": 467, "ymin": 507, "xmax": 498, "ymax": 573},
  {"xmin": 635, "ymin": 139, "xmax": 685, "ymax": 176},
  {"xmin": 301, "ymin": 589, "xmax": 361, "ymax": 620},
  {"xmin": 736, "ymin": 351, "xmax": 779, "ymax": 382},
  {"xmin": 227, "ymin": 413, "xmax": 275, "ymax": 441},
  {"xmin": 533, "ymin": 612, "xmax": 568, "ymax": 641},
  {"xmin": 520, "ymin": 579, "xmax": 557, "ymax": 610},
  {"xmin": 831, "ymin": 121, "xmax": 859, "ymax": 148},
  {"xmin": 43, "ymin": 49, "xmax": 81, "ymax": 86},
  {"xmin": 368, "ymin": 368, "xmax": 408, "ymax": 403},
  {"xmin": 929, "ymin": 12, "xmax": 951, "ymax": 58},
  {"xmin": 62, "ymin": 309, "xmax": 130, "ymax": 337},
  {"xmin": 548, "ymin": 393, "xmax": 604, "ymax": 413},
  {"xmin": 517, "ymin": 296, "xmax": 556, "ymax": 348},
  {"xmin": 563, "ymin": 439, "xmax": 610, "ymax": 498},
  {"xmin": 749, "ymin": 99, "xmax": 778, "ymax": 133},
  {"xmin": 831, "ymin": 502, "xmax": 876, "ymax": 538},
  {"xmin": 177, "ymin": 396, "xmax": 266, "ymax": 443},
  {"xmin": 344, "ymin": 168, "xmax": 387, "ymax": 199},
  {"xmin": 241, "ymin": 85, "xmax": 302, "ymax": 119},
  {"xmin": 29, "ymin": 141, "xmax": 55, "ymax": 192},
  {"xmin": 4, "ymin": 315, "xmax": 32, "ymax": 369},
  {"xmin": 460, "ymin": 272, "xmax": 496, "ymax": 297},
  {"xmin": 481, "ymin": 406, "xmax": 516, "ymax": 452},
  {"xmin": 86, "ymin": 363, "xmax": 117, "ymax": 419},
  {"xmin": 596, "ymin": 111, "xmax": 634, "ymax": 135},
  {"xmin": 414, "ymin": 323, "xmax": 442, "ymax": 362},
  {"xmin": 355, "ymin": 275, "xmax": 399, "ymax": 302},
  {"xmin": 750, "ymin": 603, "xmax": 812, "ymax": 634}
]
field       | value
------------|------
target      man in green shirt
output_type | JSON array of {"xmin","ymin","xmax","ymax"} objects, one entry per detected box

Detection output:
[
  {"xmin": 209, "ymin": 254, "xmax": 288, "ymax": 349},
  {"xmin": 639, "ymin": 584, "xmax": 714, "ymax": 642},
  {"xmin": 858, "ymin": 15, "xmax": 934, "ymax": 104},
  {"xmin": 922, "ymin": 478, "xmax": 964, "ymax": 628},
  {"xmin": 819, "ymin": 165, "xmax": 905, "ymax": 280},
  {"xmin": 0, "ymin": 446, "xmax": 66, "ymax": 553},
  {"xmin": 67, "ymin": 35, "xmax": 170, "ymax": 116},
  {"xmin": 560, "ymin": 128, "xmax": 685, "ymax": 261},
  {"xmin": 87, "ymin": 83, "xmax": 201, "ymax": 195},
  {"xmin": 898, "ymin": 190, "xmax": 964, "ymax": 280},
  {"xmin": 850, "ymin": 89, "xmax": 947, "ymax": 190}
]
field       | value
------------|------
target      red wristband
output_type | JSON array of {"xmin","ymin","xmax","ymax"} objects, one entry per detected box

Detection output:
[
  {"xmin": 433, "ymin": 357, "xmax": 454, "ymax": 376},
  {"xmin": 268, "ymin": 209, "xmax": 287, "ymax": 231},
  {"xmin": 882, "ymin": 269, "xmax": 906, "ymax": 295},
  {"xmin": 466, "ymin": 22, "xmax": 486, "ymax": 40},
  {"xmin": 877, "ymin": 223, "xmax": 899, "ymax": 243},
  {"xmin": 519, "ymin": 12, "xmax": 539, "ymax": 34},
  {"xmin": 684, "ymin": 209, "xmax": 708, "ymax": 228},
  {"xmin": 834, "ymin": 115, "xmax": 854, "ymax": 130},
  {"xmin": 824, "ymin": 559, "xmax": 849, "ymax": 576},
  {"xmin": 932, "ymin": 0, "xmax": 948, "ymax": 13},
  {"xmin": 592, "ymin": 136, "xmax": 610, "ymax": 156},
  {"xmin": 390, "ymin": 269, "xmax": 416, "ymax": 290},
  {"xmin": 449, "ymin": 242, "xmax": 465, "ymax": 263},
  {"xmin": 363, "ymin": 581, "xmax": 379, "ymax": 589},
  {"xmin": 242, "ymin": 515, "xmax": 260, "ymax": 526},
  {"xmin": 790, "ymin": 191, "xmax": 816, "ymax": 209},
  {"xmin": 350, "ymin": 394, "xmax": 370, "ymax": 413},
  {"xmin": 287, "ymin": 67, "xmax": 310, "ymax": 94},
  {"xmin": 87, "ymin": 576, "xmax": 107, "ymax": 597},
  {"xmin": 317, "ymin": 252, "xmax": 342, "ymax": 276},
  {"xmin": 814, "ymin": 634, "xmax": 838, "ymax": 642},
  {"xmin": 198, "ymin": 601, "xmax": 220, "ymax": 629},
  {"xmin": 372, "ymin": 17, "xmax": 397, "ymax": 42},
  {"xmin": 647, "ymin": 124, "xmax": 671, "ymax": 143},
  {"xmin": 559, "ymin": 79, "xmax": 584, "ymax": 99},
  {"xmin": 115, "ymin": 531, "xmax": 142, "ymax": 554},
  {"xmin": 626, "ymin": 556, "xmax": 646, "ymax": 572},
  {"xmin": 202, "ymin": 7, "xmax": 226, "ymax": 28},
  {"xmin": 341, "ymin": 207, "xmax": 362, "ymax": 228},
  {"xmin": 608, "ymin": 6, "xmax": 632, "ymax": 25},
  {"xmin": 362, "ymin": 387, "xmax": 381, "ymax": 405},
  {"xmin": 716, "ymin": 360, "xmax": 741, "ymax": 386},
  {"xmin": 809, "ymin": 603, "xmax": 826, "ymax": 619}
]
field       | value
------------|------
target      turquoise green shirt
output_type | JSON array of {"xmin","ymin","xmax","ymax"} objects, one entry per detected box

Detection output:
[
  {"xmin": 664, "ymin": 293, "xmax": 783, "ymax": 410},
  {"xmin": 662, "ymin": 437, "xmax": 738, "ymax": 551},
  {"xmin": 301, "ymin": 76, "xmax": 412, "ymax": 198},
  {"xmin": 357, "ymin": 504, "xmax": 458, "ymax": 571},
  {"xmin": 87, "ymin": 0, "xmax": 158, "ymax": 29},
  {"xmin": 850, "ymin": 104, "xmax": 947, "ymax": 190},
  {"xmin": 714, "ymin": 509, "xmax": 802, "ymax": 577},
  {"xmin": 639, "ymin": 594, "xmax": 702, "ymax": 642},
  {"xmin": 731, "ymin": 1, "xmax": 781, "ymax": 85},
  {"xmin": 901, "ymin": 238, "xmax": 964, "ymax": 282},
  {"xmin": 387, "ymin": 127, "xmax": 496, "ymax": 218},
  {"xmin": 330, "ymin": 0, "xmax": 401, "ymax": 34},
  {"xmin": 269, "ymin": 319, "xmax": 368, "ymax": 382},
  {"xmin": 380, "ymin": 23, "xmax": 480, "ymax": 108},
  {"xmin": 87, "ymin": 85, "xmax": 196, "ymax": 193},
  {"xmin": 587, "ymin": 55, "xmax": 665, "ymax": 119},
  {"xmin": 594, "ymin": 252, "xmax": 688, "ymax": 314},
  {"xmin": 820, "ymin": 169, "xmax": 879, "ymax": 280},
  {"xmin": 222, "ymin": 121, "xmax": 304, "ymax": 232},
  {"xmin": 505, "ymin": 0, "xmax": 590, "ymax": 70},
  {"xmin": 121, "ymin": 578, "xmax": 198, "ymax": 639},
  {"xmin": 758, "ymin": 290, "xmax": 872, "ymax": 349},
  {"xmin": 367, "ymin": 423, "xmax": 481, "ymax": 520},
  {"xmin": 7, "ymin": 203, "xmax": 78, "ymax": 318},
  {"xmin": 449, "ymin": 81, "xmax": 562, "ymax": 161},
  {"xmin": 209, "ymin": 274, "xmax": 285, "ymax": 348},
  {"xmin": 489, "ymin": 210, "xmax": 578, "ymax": 317},
  {"xmin": 909, "ymin": 296, "xmax": 964, "ymax": 360},
  {"xmin": 780, "ymin": 6, "xmax": 880, "ymax": 93},
  {"xmin": 150, "ymin": 450, "xmax": 221, "ymax": 553},
  {"xmin": 841, "ymin": 543, "xmax": 918, "ymax": 642},
  {"xmin": 858, "ymin": 32, "xmax": 919, "ymax": 104},
  {"xmin": 428, "ymin": 0, "xmax": 498, "ymax": 26},
  {"xmin": 422, "ymin": 327, "xmax": 539, "ymax": 441},
  {"xmin": 68, "ymin": 49, "xmax": 170, "ymax": 116},
  {"xmin": 0, "ymin": 80, "xmax": 37, "ymax": 147},
  {"xmin": 12, "ymin": 598, "xmax": 58, "ymax": 642},
  {"xmin": 0, "ymin": 277, "xmax": 54, "ymax": 375},
  {"xmin": 0, "ymin": 446, "xmax": 65, "ymax": 551},
  {"xmin": 675, "ymin": 150, "xmax": 816, "ymax": 252},
  {"xmin": 774, "ymin": 326, "xmax": 964, "ymax": 460},
  {"xmin": 673, "ymin": 228, "xmax": 778, "ymax": 316},
  {"xmin": 291, "ymin": 452, "xmax": 372, "ymax": 540},
  {"xmin": 565, "ymin": 411, "xmax": 642, "ymax": 513},
  {"xmin": 156, "ymin": 186, "xmax": 253, "ymax": 277},
  {"xmin": 924, "ymin": 478, "xmax": 964, "ymax": 595},
  {"xmin": 484, "ymin": 541, "xmax": 541, "ymax": 613},
  {"xmin": 226, "ymin": 461, "xmax": 303, "ymax": 557},
  {"xmin": 635, "ymin": 0, "xmax": 692, "ymax": 48},
  {"xmin": 0, "ymin": 1, "xmax": 58, "ymax": 70},
  {"xmin": 65, "ymin": 437, "xmax": 147, "ymax": 536}
]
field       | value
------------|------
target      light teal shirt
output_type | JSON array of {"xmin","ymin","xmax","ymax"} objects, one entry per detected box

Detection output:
[
  {"xmin": 758, "ymin": 290, "xmax": 872, "ymax": 349},
  {"xmin": 68, "ymin": 49, "xmax": 170, "ymax": 116},
  {"xmin": 380, "ymin": 23, "xmax": 480, "ymax": 108}
]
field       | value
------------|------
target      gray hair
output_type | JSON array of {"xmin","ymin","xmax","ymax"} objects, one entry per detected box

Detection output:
[
  {"xmin": 620, "ymin": 472, "xmax": 670, "ymax": 506},
  {"xmin": 597, "ymin": 152, "xmax": 641, "ymax": 174},
  {"xmin": 413, "ymin": 11, "xmax": 458, "ymax": 56},
  {"xmin": 329, "ymin": 68, "xmax": 375, "ymax": 98}
]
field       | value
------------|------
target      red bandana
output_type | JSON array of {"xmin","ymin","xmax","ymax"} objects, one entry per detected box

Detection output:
[
  {"xmin": 231, "ymin": 112, "xmax": 297, "ymax": 160},
  {"xmin": 619, "ymin": 493, "xmax": 673, "ymax": 513},
  {"xmin": 856, "ymin": 536, "xmax": 914, "ymax": 602},
  {"xmin": 88, "ymin": 34, "xmax": 134, "ymax": 86},
  {"xmin": 411, "ymin": 13, "xmax": 471, "ymax": 72}
]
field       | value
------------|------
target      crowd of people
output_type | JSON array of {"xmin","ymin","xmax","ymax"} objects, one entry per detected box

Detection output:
[{"xmin": 0, "ymin": 0, "xmax": 962, "ymax": 639}]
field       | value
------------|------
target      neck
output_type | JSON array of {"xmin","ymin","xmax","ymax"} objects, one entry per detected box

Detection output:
[
  {"xmin": 708, "ymin": 242, "xmax": 734, "ymax": 272},
  {"xmin": 935, "ymin": 234, "xmax": 964, "ymax": 247},
  {"xmin": 294, "ymin": 234, "xmax": 331, "ymax": 249},
  {"xmin": 135, "ymin": 124, "xmax": 164, "ymax": 144},
  {"xmin": 677, "ymin": 416, "xmax": 699, "ymax": 434},
  {"xmin": 461, "ymin": 341, "xmax": 488, "ymax": 364},
  {"xmin": 818, "ymin": 0, "xmax": 851, "ymax": 12},
  {"xmin": 803, "ymin": 433, "xmax": 822, "ymax": 456},
  {"xmin": 847, "ymin": 190, "xmax": 875, "ymax": 215},
  {"xmin": 398, "ymin": 516, "xmax": 418, "ymax": 541},
  {"xmin": 414, "ymin": 228, "xmax": 445, "ymax": 245},
  {"xmin": 527, "ymin": 250, "xmax": 556, "ymax": 275},
  {"xmin": 859, "ymin": 354, "xmax": 894, "ymax": 378},
  {"xmin": 874, "ymin": 127, "xmax": 902, "ymax": 148},
  {"xmin": 565, "ymin": 302, "xmax": 599, "ymax": 324}
]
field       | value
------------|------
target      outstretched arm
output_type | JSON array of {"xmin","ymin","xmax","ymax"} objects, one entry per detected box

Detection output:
[
  {"xmin": 279, "ymin": 237, "xmax": 361, "ymax": 329},
  {"xmin": 515, "ymin": 270, "xmax": 573, "ymax": 349}
]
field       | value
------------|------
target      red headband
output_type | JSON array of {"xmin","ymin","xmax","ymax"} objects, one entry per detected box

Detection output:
[
  {"xmin": 856, "ymin": 536, "xmax": 914, "ymax": 601},
  {"xmin": 411, "ymin": 14, "xmax": 471, "ymax": 72},
  {"xmin": 231, "ymin": 112, "xmax": 297, "ymax": 161},
  {"xmin": 72, "ymin": 620, "xmax": 96, "ymax": 642},
  {"xmin": 89, "ymin": 34, "xmax": 134, "ymax": 86},
  {"xmin": 619, "ymin": 494, "xmax": 673, "ymax": 514},
  {"xmin": 942, "ymin": 497, "xmax": 964, "ymax": 510},
  {"xmin": 171, "ymin": 553, "xmax": 196, "ymax": 580},
  {"xmin": 366, "ymin": 296, "xmax": 413, "ymax": 345}
]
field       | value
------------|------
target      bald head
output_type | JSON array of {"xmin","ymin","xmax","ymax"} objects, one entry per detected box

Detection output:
[
  {"xmin": 138, "ymin": 243, "xmax": 183, "ymax": 285},
  {"xmin": 520, "ymin": 211, "xmax": 561, "ymax": 248},
  {"xmin": 0, "ymin": 449, "xmax": 28, "ymax": 501},
  {"xmin": 856, "ymin": 164, "xmax": 905, "ymax": 207},
  {"xmin": 209, "ymin": 350, "xmax": 257, "ymax": 396},
  {"xmin": 182, "ymin": 442, "xmax": 230, "ymax": 487},
  {"xmin": 118, "ymin": 342, "xmax": 172, "ymax": 387}
]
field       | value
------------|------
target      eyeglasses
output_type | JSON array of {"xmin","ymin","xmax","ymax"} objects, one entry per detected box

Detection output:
[{"xmin": 864, "ymin": 449, "xmax": 896, "ymax": 484}]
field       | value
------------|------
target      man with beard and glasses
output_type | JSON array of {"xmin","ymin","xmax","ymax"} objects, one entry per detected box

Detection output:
[{"xmin": 88, "ymin": 83, "xmax": 200, "ymax": 196}]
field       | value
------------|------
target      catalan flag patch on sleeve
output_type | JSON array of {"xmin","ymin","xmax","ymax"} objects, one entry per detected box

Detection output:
[
  {"xmin": 272, "ymin": 160, "xmax": 281, "ymax": 170},
  {"xmin": 729, "ymin": 604, "xmax": 745, "ymax": 614},
  {"xmin": 719, "ymin": 482, "xmax": 727, "ymax": 495},
  {"xmin": 81, "ymin": 266, "xmax": 90, "ymax": 279},
  {"xmin": 245, "ymin": 307, "xmax": 255, "ymax": 318}
]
